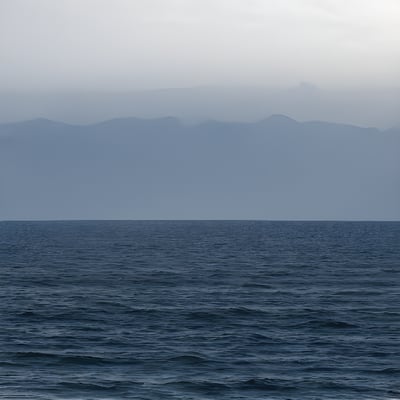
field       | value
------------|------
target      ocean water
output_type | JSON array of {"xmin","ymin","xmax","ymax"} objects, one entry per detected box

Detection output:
[{"xmin": 0, "ymin": 221, "xmax": 399, "ymax": 400}]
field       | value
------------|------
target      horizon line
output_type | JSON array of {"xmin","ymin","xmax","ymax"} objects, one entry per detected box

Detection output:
[{"xmin": 2, "ymin": 219, "xmax": 399, "ymax": 223}]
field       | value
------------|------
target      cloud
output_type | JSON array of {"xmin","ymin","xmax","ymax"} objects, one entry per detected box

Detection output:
[{"xmin": 0, "ymin": 0, "xmax": 399, "ymax": 91}]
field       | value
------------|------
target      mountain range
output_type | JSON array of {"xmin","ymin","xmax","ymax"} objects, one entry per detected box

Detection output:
[
  {"xmin": 1, "ymin": 115, "xmax": 399, "ymax": 220},
  {"xmin": 1, "ymin": 85, "xmax": 399, "ymax": 129}
]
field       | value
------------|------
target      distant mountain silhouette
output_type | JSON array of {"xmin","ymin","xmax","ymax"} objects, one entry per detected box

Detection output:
[
  {"xmin": 0, "ymin": 116, "xmax": 399, "ymax": 220},
  {"xmin": 1, "ymin": 86, "xmax": 399, "ymax": 128}
]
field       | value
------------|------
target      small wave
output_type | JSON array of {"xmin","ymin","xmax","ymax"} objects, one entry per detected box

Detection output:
[
  {"xmin": 185, "ymin": 306, "xmax": 268, "ymax": 321},
  {"xmin": 0, "ymin": 360, "xmax": 26, "ymax": 367},
  {"xmin": 241, "ymin": 283, "xmax": 272, "ymax": 289},
  {"xmin": 319, "ymin": 320, "xmax": 358, "ymax": 328},
  {"xmin": 292, "ymin": 319, "xmax": 358, "ymax": 329},
  {"xmin": 236, "ymin": 378, "xmax": 296, "ymax": 391},
  {"xmin": 17, "ymin": 311, "xmax": 37, "ymax": 317},
  {"xmin": 185, "ymin": 311, "xmax": 221, "ymax": 321},
  {"xmin": 58, "ymin": 355, "xmax": 108, "ymax": 365},
  {"xmin": 316, "ymin": 380, "xmax": 367, "ymax": 391},
  {"xmin": 14, "ymin": 310, "xmax": 104, "ymax": 323},
  {"xmin": 163, "ymin": 380, "xmax": 229, "ymax": 393},
  {"xmin": 14, "ymin": 351, "xmax": 56, "ymax": 359},
  {"xmin": 166, "ymin": 354, "xmax": 209, "ymax": 364},
  {"xmin": 249, "ymin": 332, "xmax": 275, "ymax": 341},
  {"xmin": 373, "ymin": 367, "xmax": 400, "ymax": 375},
  {"xmin": 126, "ymin": 307, "xmax": 162, "ymax": 314},
  {"xmin": 60, "ymin": 381, "xmax": 118, "ymax": 390},
  {"xmin": 224, "ymin": 306, "xmax": 268, "ymax": 316},
  {"xmin": 13, "ymin": 352, "xmax": 106, "ymax": 365}
]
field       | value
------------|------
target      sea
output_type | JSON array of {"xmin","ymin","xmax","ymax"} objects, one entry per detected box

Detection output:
[{"xmin": 0, "ymin": 221, "xmax": 399, "ymax": 400}]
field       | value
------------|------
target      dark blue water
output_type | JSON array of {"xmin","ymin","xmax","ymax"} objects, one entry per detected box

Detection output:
[{"xmin": 0, "ymin": 221, "xmax": 399, "ymax": 400}]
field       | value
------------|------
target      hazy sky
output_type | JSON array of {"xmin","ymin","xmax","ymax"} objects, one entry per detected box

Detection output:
[{"xmin": 1, "ymin": 0, "xmax": 399, "ymax": 91}]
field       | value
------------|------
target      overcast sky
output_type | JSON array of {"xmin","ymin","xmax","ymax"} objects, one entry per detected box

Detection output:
[{"xmin": 1, "ymin": 0, "xmax": 399, "ymax": 92}]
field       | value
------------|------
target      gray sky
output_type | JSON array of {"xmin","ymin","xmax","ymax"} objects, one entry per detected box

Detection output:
[{"xmin": 1, "ymin": 0, "xmax": 399, "ymax": 91}]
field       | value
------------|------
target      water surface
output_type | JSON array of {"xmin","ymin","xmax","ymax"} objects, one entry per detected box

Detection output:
[{"xmin": 0, "ymin": 221, "xmax": 399, "ymax": 399}]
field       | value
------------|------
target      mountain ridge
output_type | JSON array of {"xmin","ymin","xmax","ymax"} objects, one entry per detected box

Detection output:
[
  {"xmin": 0, "ymin": 114, "xmax": 394, "ymax": 134},
  {"xmin": 0, "ymin": 114, "xmax": 398, "ymax": 220}
]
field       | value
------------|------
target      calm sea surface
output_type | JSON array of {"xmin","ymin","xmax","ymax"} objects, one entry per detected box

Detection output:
[{"xmin": 0, "ymin": 221, "xmax": 399, "ymax": 399}]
